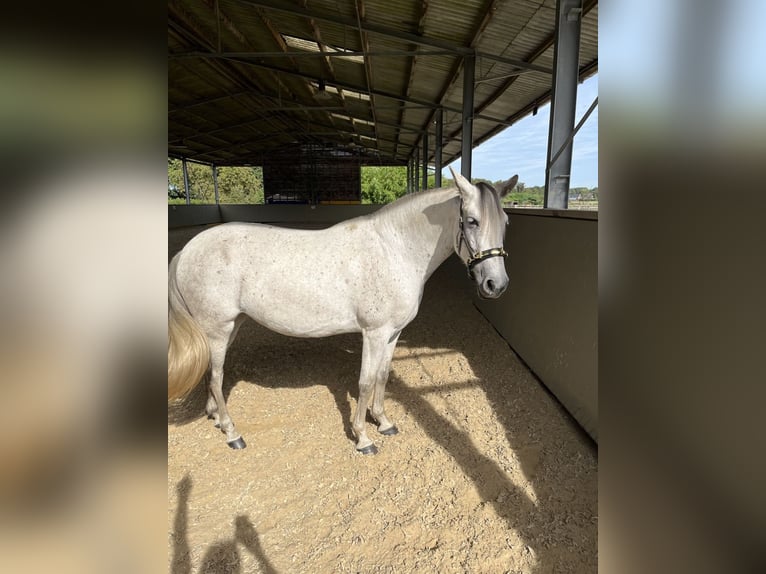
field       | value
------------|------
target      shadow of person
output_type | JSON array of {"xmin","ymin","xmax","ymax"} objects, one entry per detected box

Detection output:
[
  {"xmin": 198, "ymin": 540, "xmax": 241, "ymax": 574},
  {"xmin": 235, "ymin": 516, "xmax": 279, "ymax": 574},
  {"xmin": 170, "ymin": 475, "xmax": 280, "ymax": 574},
  {"xmin": 171, "ymin": 475, "xmax": 192, "ymax": 574}
]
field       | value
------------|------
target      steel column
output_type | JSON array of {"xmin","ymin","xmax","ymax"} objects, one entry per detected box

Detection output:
[
  {"xmin": 406, "ymin": 159, "xmax": 411, "ymax": 194},
  {"xmin": 544, "ymin": 0, "xmax": 583, "ymax": 209},
  {"xmin": 414, "ymin": 147, "xmax": 420, "ymax": 191},
  {"xmin": 461, "ymin": 54, "xmax": 475, "ymax": 179},
  {"xmin": 434, "ymin": 108, "xmax": 443, "ymax": 187},
  {"xmin": 212, "ymin": 164, "xmax": 219, "ymax": 204},
  {"xmin": 182, "ymin": 158, "xmax": 190, "ymax": 205},
  {"xmin": 422, "ymin": 130, "xmax": 429, "ymax": 190}
]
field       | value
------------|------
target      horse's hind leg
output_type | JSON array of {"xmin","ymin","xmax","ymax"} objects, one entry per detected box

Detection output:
[
  {"xmin": 206, "ymin": 317, "xmax": 245, "ymax": 426},
  {"xmin": 352, "ymin": 328, "xmax": 399, "ymax": 454},
  {"xmin": 206, "ymin": 319, "xmax": 246, "ymax": 449},
  {"xmin": 371, "ymin": 331, "xmax": 400, "ymax": 437}
]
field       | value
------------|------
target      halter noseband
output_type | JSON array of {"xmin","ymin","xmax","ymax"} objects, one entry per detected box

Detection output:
[{"xmin": 455, "ymin": 197, "xmax": 508, "ymax": 278}]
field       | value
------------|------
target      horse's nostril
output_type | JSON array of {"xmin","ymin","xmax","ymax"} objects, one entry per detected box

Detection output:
[{"xmin": 486, "ymin": 279, "xmax": 495, "ymax": 292}]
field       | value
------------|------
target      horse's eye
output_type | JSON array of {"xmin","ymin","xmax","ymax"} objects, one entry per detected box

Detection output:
[{"xmin": 466, "ymin": 217, "xmax": 479, "ymax": 228}]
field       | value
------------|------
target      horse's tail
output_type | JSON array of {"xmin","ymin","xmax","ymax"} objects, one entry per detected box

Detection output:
[{"xmin": 168, "ymin": 253, "xmax": 210, "ymax": 400}]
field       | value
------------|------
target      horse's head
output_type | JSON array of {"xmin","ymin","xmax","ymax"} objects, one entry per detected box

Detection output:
[{"xmin": 450, "ymin": 167, "xmax": 518, "ymax": 299}]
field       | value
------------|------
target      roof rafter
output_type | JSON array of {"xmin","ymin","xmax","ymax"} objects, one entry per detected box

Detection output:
[
  {"xmin": 204, "ymin": 55, "xmax": 518, "ymax": 126},
  {"xmin": 394, "ymin": 0, "xmax": 430, "ymax": 159},
  {"xmin": 234, "ymin": 0, "xmax": 552, "ymax": 74},
  {"xmin": 417, "ymin": 0, "xmax": 504, "ymax": 161},
  {"xmin": 353, "ymin": 0, "xmax": 380, "ymax": 152},
  {"xmin": 169, "ymin": 0, "xmax": 311, "ymax": 140}
]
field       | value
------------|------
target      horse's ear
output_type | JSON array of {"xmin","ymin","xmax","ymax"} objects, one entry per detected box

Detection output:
[
  {"xmin": 449, "ymin": 166, "xmax": 477, "ymax": 199},
  {"xmin": 497, "ymin": 175, "xmax": 519, "ymax": 198}
]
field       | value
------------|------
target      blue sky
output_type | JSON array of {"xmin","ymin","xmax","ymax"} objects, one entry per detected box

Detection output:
[{"xmin": 444, "ymin": 74, "xmax": 598, "ymax": 188}]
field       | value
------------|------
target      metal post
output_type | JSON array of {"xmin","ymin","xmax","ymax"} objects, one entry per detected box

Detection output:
[
  {"xmin": 182, "ymin": 158, "xmax": 190, "ymax": 205},
  {"xmin": 406, "ymin": 159, "xmax": 411, "ymax": 194},
  {"xmin": 434, "ymin": 108, "xmax": 443, "ymax": 187},
  {"xmin": 544, "ymin": 0, "xmax": 583, "ymax": 209},
  {"xmin": 212, "ymin": 164, "xmax": 219, "ymax": 204},
  {"xmin": 461, "ymin": 54, "xmax": 475, "ymax": 179},
  {"xmin": 416, "ymin": 147, "xmax": 421, "ymax": 192},
  {"xmin": 407, "ymin": 156, "xmax": 415, "ymax": 193},
  {"xmin": 422, "ymin": 130, "xmax": 429, "ymax": 190}
]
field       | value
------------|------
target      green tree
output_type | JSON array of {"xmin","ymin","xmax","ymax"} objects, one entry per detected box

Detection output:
[
  {"xmin": 168, "ymin": 158, "xmax": 265, "ymax": 204},
  {"xmin": 360, "ymin": 166, "xmax": 408, "ymax": 204},
  {"xmin": 216, "ymin": 166, "xmax": 264, "ymax": 204},
  {"xmin": 167, "ymin": 158, "xmax": 214, "ymax": 204},
  {"xmin": 502, "ymin": 182, "xmax": 544, "ymax": 207}
]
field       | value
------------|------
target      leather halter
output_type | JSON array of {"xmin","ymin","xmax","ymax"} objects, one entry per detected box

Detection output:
[{"xmin": 454, "ymin": 197, "xmax": 508, "ymax": 278}]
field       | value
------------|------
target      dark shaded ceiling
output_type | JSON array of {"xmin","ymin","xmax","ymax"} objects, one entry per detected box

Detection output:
[{"xmin": 169, "ymin": 0, "xmax": 597, "ymax": 166}]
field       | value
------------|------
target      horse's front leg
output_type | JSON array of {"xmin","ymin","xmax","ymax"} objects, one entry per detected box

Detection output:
[{"xmin": 353, "ymin": 328, "xmax": 399, "ymax": 454}]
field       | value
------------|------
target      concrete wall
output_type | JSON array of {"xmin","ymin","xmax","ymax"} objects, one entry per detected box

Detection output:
[
  {"xmin": 474, "ymin": 209, "xmax": 598, "ymax": 441},
  {"xmin": 168, "ymin": 204, "xmax": 221, "ymax": 227},
  {"xmin": 168, "ymin": 203, "xmax": 382, "ymax": 228}
]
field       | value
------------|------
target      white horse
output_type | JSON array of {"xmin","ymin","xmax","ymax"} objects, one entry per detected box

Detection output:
[{"xmin": 168, "ymin": 168, "xmax": 518, "ymax": 454}]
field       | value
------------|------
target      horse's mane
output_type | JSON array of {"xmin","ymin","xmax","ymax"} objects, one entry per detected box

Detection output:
[{"xmin": 370, "ymin": 186, "xmax": 458, "ymax": 220}]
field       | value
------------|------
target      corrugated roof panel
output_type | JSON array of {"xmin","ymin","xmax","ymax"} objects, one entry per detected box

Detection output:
[{"xmin": 169, "ymin": 0, "xmax": 597, "ymax": 166}]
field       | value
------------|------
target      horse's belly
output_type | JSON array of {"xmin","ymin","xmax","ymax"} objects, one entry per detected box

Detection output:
[{"xmin": 240, "ymin": 285, "xmax": 360, "ymax": 337}]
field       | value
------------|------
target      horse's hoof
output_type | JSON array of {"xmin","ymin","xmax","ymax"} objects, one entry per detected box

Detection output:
[
  {"xmin": 357, "ymin": 444, "xmax": 378, "ymax": 455},
  {"xmin": 379, "ymin": 425, "xmax": 399, "ymax": 436},
  {"xmin": 227, "ymin": 437, "xmax": 247, "ymax": 450}
]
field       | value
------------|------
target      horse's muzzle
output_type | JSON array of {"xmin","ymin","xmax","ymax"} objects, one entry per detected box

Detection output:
[{"xmin": 478, "ymin": 276, "xmax": 508, "ymax": 299}]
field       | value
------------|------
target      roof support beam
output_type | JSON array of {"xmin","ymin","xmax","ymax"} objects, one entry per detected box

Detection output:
[
  {"xmin": 354, "ymin": 0, "xmax": 380, "ymax": 151},
  {"xmin": 396, "ymin": 0, "xmax": 429, "ymax": 161},
  {"xmin": 544, "ymin": 0, "xmax": 583, "ymax": 209},
  {"xmin": 422, "ymin": 129, "xmax": 429, "ymax": 189},
  {"xmin": 434, "ymin": 108, "xmax": 443, "ymax": 187},
  {"xmin": 467, "ymin": 60, "xmax": 597, "ymax": 152},
  {"xmin": 169, "ymin": 5, "xmax": 310, "ymax": 139},
  {"xmin": 170, "ymin": 49, "xmax": 460, "ymax": 59},
  {"xmin": 215, "ymin": 56, "xmax": 519, "ymax": 127},
  {"xmin": 212, "ymin": 164, "xmax": 219, "ymax": 204},
  {"xmin": 461, "ymin": 54, "xmax": 475, "ymax": 180},
  {"xmin": 413, "ymin": 146, "xmax": 419, "ymax": 192},
  {"xmin": 475, "ymin": 0, "xmax": 596, "ymax": 119},
  {"xmin": 406, "ymin": 159, "xmax": 411, "ymax": 194},
  {"xmin": 182, "ymin": 158, "xmax": 190, "ymax": 205},
  {"xmin": 417, "ymin": 0, "xmax": 502, "ymax": 165},
  {"xmin": 235, "ymin": 0, "xmax": 551, "ymax": 74}
]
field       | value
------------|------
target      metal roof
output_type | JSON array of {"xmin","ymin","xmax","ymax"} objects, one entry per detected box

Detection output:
[{"xmin": 169, "ymin": 0, "xmax": 597, "ymax": 167}]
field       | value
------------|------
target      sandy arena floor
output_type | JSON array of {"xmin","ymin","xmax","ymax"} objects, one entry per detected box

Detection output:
[{"xmin": 168, "ymin": 225, "xmax": 597, "ymax": 574}]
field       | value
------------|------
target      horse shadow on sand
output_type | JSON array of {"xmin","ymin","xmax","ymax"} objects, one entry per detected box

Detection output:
[
  {"xmin": 167, "ymin": 329, "xmax": 362, "ymax": 444},
  {"xmin": 386, "ymin": 260, "xmax": 597, "ymax": 572}
]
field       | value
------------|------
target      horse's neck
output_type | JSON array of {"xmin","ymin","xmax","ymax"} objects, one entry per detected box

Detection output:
[{"xmin": 375, "ymin": 188, "xmax": 459, "ymax": 280}]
